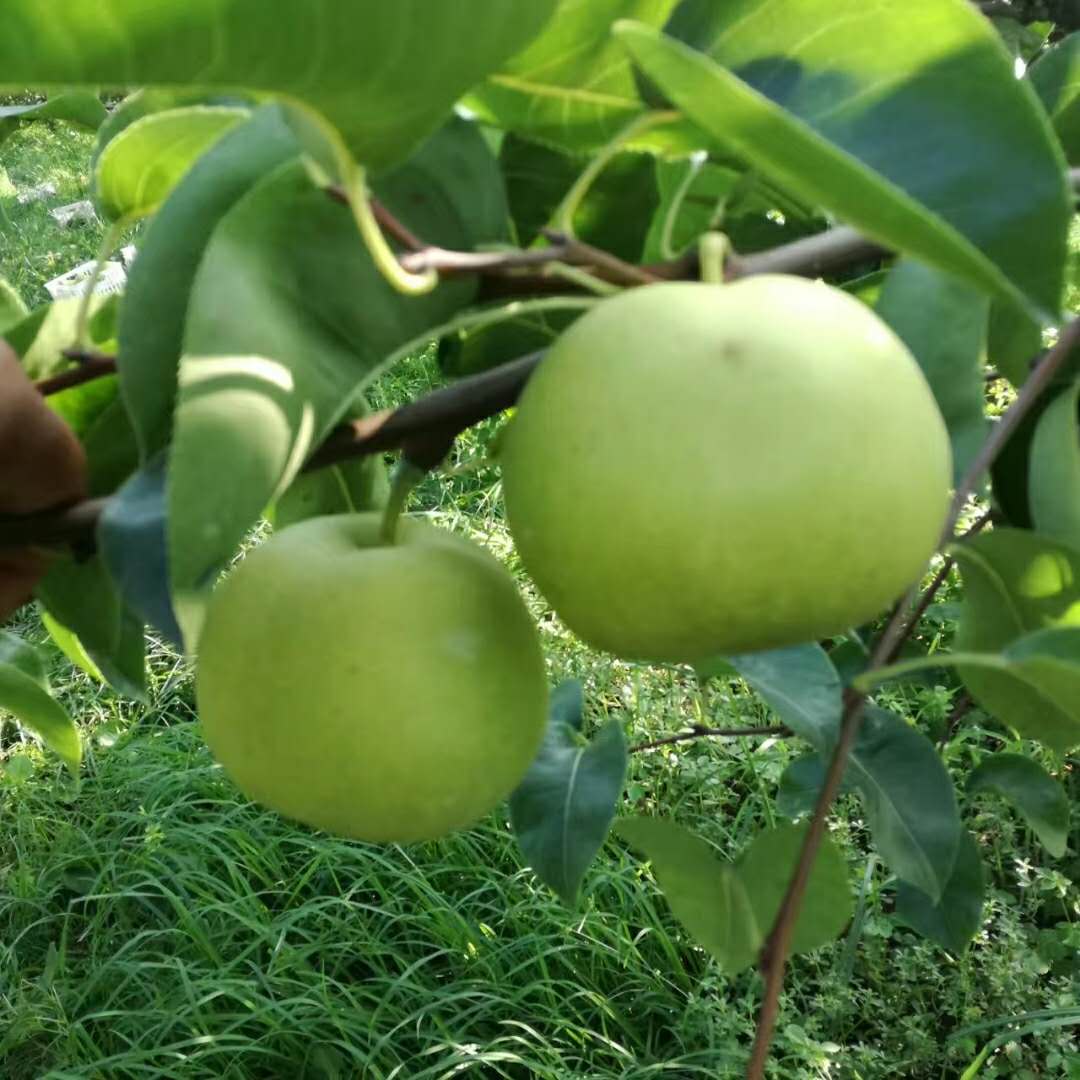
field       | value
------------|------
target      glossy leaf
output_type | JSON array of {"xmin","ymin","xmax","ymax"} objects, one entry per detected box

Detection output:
[
  {"xmin": 168, "ymin": 121, "xmax": 494, "ymax": 646},
  {"xmin": 97, "ymin": 454, "xmax": 181, "ymax": 648},
  {"xmin": 1029, "ymin": 381, "xmax": 1080, "ymax": 548},
  {"xmin": 95, "ymin": 106, "xmax": 248, "ymax": 223},
  {"xmin": 510, "ymin": 682, "xmax": 627, "ymax": 905},
  {"xmin": 616, "ymin": 3, "xmax": 1069, "ymax": 318},
  {"xmin": 1028, "ymin": 32, "xmax": 1080, "ymax": 164},
  {"xmin": 895, "ymin": 831, "xmax": 985, "ymax": 952},
  {"xmin": 0, "ymin": 0, "xmax": 557, "ymax": 171},
  {"xmin": 468, "ymin": 0, "xmax": 681, "ymax": 152},
  {"xmin": 616, "ymin": 817, "xmax": 759, "ymax": 972},
  {"xmin": 0, "ymin": 631, "xmax": 81, "ymax": 772},
  {"xmin": 953, "ymin": 528, "xmax": 1080, "ymax": 750},
  {"xmin": 81, "ymin": 396, "xmax": 140, "ymax": 497},
  {"xmin": 34, "ymin": 557, "xmax": 147, "ymax": 701},
  {"xmin": 736, "ymin": 823, "xmax": 852, "ymax": 956},
  {"xmin": 721, "ymin": 644, "xmax": 844, "ymax": 752},
  {"xmin": 876, "ymin": 260, "xmax": 989, "ymax": 484},
  {"xmin": 968, "ymin": 753, "xmax": 1070, "ymax": 858},
  {"xmin": 117, "ymin": 105, "xmax": 300, "ymax": 461}
]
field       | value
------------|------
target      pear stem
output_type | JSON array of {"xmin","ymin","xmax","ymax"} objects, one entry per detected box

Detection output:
[
  {"xmin": 698, "ymin": 232, "xmax": 730, "ymax": 285},
  {"xmin": 379, "ymin": 460, "xmax": 426, "ymax": 545}
]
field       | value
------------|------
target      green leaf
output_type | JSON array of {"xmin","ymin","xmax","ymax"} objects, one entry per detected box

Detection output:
[
  {"xmin": 168, "ymin": 121, "xmax": 491, "ymax": 646},
  {"xmin": 895, "ymin": 830, "xmax": 985, "ymax": 953},
  {"xmin": 736, "ymin": 823, "xmax": 852, "ymax": 956},
  {"xmin": 95, "ymin": 106, "xmax": 248, "ymax": 223},
  {"xmin": 616, "ymin": 3, "xmax": 1069, "ymax": 318},
  {"xmin": 0, "ymin": 277, "xmax": 27, "ymax": 334},
  {"xmin": 0, "ymin": 0, "xmax": 557, "ymax": 171},
  {"xmin": 510, "ymin": 682, "xmax": 627, "ymax": 905},
  {"xmin": 776, "ymin": 753, "xmax": 856, "ymax": 821},
  {"xmin": 0, "ymin": 631, "xmax": 81, "ymax": 772},
  {"xmin": 439, "ymin": 307, "xmax": 577, "ymax": 378},
  {"xmin": 81, "ymin": 396, "xmax": 140, "ymax": 497},
  {"xmin": 97, "ymin": 454, "xmax": 182, "ymax": 648},
  {"xmin": 500, "ymin": 134, "xmax": 659, "ymax": 260},
  {"xmin": 615, "ymin": 817, "xmax": 759, "ymax": 971},
  {"xmin": 7, "ymin": 296, "xmax": 117, "ymax": 382},
  {"xmin": 0, "ymin": 90, "xmax": 106, "ymax": 142},
  {"xmin": 968, "ymin": 753, "xmax": 1070, "ymax": 858},
  {"xmin": 954, "ymin": 528, "xmax": 1080, "ymax": 750},
  {"xmin": 616, "ymin": 818, "xmax": 851, "ymax": 970},
  {"xmin": 1029, "ymin": 381, "xmax": 1080, "ymax": 548},
  {"xmin": 720, "ymin": 644, "xmax": 844, "ymax": 752},
  {"xmin": 117, "ymin": 105, "xmax": 300, "ymax": 461},
  {"xmin": 876, "ymin": 260, "xmax": 989, "ymax": 485},
  {"xmin": 35, "ymin": 557, "xmax": 147, "ymax": 701},
  {"xmin": 988, "ymin": 301, "xmax": 1043, "ymax": 388},
  {"xmin": 467, "ymin": 0, "xmax": 681, "ymax": 152},
  {"xmin": 91, "ymin": 88, "xmax": 256, "ymax": 183},
  {"xmin": 847, "ymin": 707, "xmax": 961, "ymax": 904},
  {"xmin": 40, "ymin": 612, "xmax": 104, "ymax": 684},
  {"xmin": 0, "ymin": 630, "xmax": 48, "ymax": 684},
  {"xmin": 1028, "ymin": 32, "xmax": 1080, "ymax": 164}
]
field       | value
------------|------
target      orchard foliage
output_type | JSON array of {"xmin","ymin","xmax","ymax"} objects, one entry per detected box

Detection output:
[{"xmin": 1, "ymin": 1, "xmax": 1079, "ymax": 1074}]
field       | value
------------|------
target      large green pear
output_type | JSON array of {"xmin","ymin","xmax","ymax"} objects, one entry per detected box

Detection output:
[
  {"xmin": 500, "ymin": 276, "xmax": 952, "ymax": 662},
  {"xmin": 195, "ymin": 513, "xmax": 547, "ymax": 842}
]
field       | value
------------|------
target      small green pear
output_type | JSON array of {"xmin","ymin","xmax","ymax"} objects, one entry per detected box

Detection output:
[{"xmin": 196, "ymin": 513, "xmax": 547, "ymax": 842}]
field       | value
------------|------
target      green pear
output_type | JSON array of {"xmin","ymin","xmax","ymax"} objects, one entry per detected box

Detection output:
[
  {"xmin": 195, "ymin": 513, "xmax": 547, "ymax": 842},
  {"xmin": 500, "ymin": 276, "xmax": 951, "ymax": 662}
]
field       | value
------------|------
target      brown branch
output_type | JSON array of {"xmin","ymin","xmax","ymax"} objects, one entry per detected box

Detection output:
[
  {"xmin": 36, "ymin": 352, "xmax": 116, "ymax": 395},
  {"xmin": 631, "ymin": 724, "xmax": 790, "ymax": 753},
  {"xmin": 745, "ymin": 324, "xmax": 1080, "ymax": 1079},
  {"xmin": 936, "ymin": 692, "xmax": 975, "ymax": 752}
]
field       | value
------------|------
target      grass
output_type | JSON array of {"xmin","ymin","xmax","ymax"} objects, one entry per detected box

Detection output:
[{"xmin": 2, "ymin": 120, "xmax": 1079, "ymax": 1079}]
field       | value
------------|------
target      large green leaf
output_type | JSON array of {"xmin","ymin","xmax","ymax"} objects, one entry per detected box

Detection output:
[
  {"xmin": 1029, "ymin": 381, "xmax": 1080, "ymax": 549},
  {"xmin": 0, "ymin": 0, "xmax": 556, "ymax": 171},
  {"xmin": 617, "ymin": 817, "xmax": 850, "ymax": 971},
  {"xmin": 895, "ymin": 831, "xmax": 985, "ymax": 953},
  {"xmin": 40, "ymin": 612, "xmax": 104, "ymax": 684},
  {"xmin": 616, "ymin": 2, "xmax": 1069, "ymax": 318},
  {"xmin": 615, "ymin": 817, "xmax": 759, "ymax": 972},
  {"xmin": 776, "ymin": 753, "xmax": 857, "ymax": 821},
  {"xmin": 510, "ymin": 682, "xmax": 628, "ymax": 905},
  {"xmin": 736, "ymin": 823, "xmax": 852, "ymax": 955},
  {"xmin": 95, "ymin": 106, "xmax": 248, "ymax": 223},
  {"xmin": 1028, "ymin": 32, "xmax": 1080, "ymax": 164},
  {"xmin": 467, "ymin": 0, "xmax": 681, "ymax": 152},
  {"xmin": 117, "ymin": 105, "xmax": 300, "ymax": 461},
  {"xmin": 968, "ymin": 753, "xmax": 1070, "ymax": 859},
  {"xmin": 953, "ymin": 528, "xmax": 1080, "ymax": 750},
  {"xmin": 168, "ymin": 121, "xmax": 495, "ymax": 646},
  {"xmin": 0, "ymin": 631, "xmax": 81, "ymax": 772},
  {"xmin": 876, "ymin": 260, "xmax": 989, "ymax": 485}
]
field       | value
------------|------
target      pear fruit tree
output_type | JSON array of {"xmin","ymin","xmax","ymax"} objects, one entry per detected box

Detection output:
[{"xmin": 1, "ymin": 2, "xmax": 1078, "ymax": 1077}]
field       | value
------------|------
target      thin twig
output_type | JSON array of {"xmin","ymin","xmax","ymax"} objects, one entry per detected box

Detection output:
[
  {"xmin": 936, "ymin": 693, "xmax": 975, "ymax": 752},
  {"xmin": 399, "ymin": 244, "xmax": 573, "ymax": 277},
  {"xmin": 631, "ymin": 724, "xmax": 789, "ymax": 753},
  {"xmin": 541, "ymin": 229, "xmax": 664, "ymax": 286},
  {"xmin": 745, "ymin": 323, "xmax": 1080, "ymax": 1079}
]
